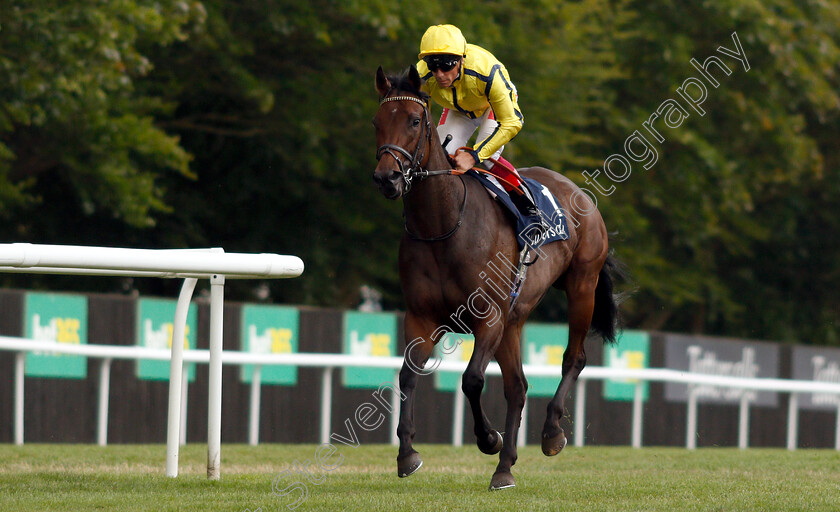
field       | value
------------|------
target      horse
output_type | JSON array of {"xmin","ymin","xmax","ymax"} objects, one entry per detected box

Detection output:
[{"xmin": 372, "ymin": 65, "xmax": 621, "ymax": 490}]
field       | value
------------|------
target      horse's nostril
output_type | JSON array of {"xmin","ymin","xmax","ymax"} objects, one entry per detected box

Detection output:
[
  {"xmin": 373, "ymin": 171, "xmax": 401, "ymax": 185},
  {"xmin": 372, "ymin": 172, "xmax": 389, "ymax": 185}
]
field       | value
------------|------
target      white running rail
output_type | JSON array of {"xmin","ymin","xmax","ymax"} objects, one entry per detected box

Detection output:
[
  {"xmin": 0, "ymin": 243, "xmax": 303, "ymax": 480},
  {"xmin": 3, "ymin": 337, "xmax": 840, "ymax": 467}
]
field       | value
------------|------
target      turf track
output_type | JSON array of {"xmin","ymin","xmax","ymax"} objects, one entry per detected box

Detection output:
[{"xmin": 1, "ymin": 444, "xmax": 838, "ymax": 511}]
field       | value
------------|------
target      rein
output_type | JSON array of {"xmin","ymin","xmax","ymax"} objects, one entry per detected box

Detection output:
[
  {"xmin": 377, "ymin": 93, "xmax": 466, "ymax": 241},
  {"xmin": 405, "ymin": 175, "xmax": 468, "ymax": 242}
]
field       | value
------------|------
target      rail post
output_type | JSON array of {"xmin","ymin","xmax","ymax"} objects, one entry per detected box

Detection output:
[
  {"xmin": 632, "ymin": 381, "xmax": 644, "ymax": 448},
  {"xmin": 207, "ymin": 273, "xmax": 225, "ymax": 480},
  {"xmin": 787, "ymin": 392, "xmax": 799, "ymax": 451},
  {"xmin": 738, "ymin": 394, "xmax": 750, "ymax": 449},
  {"xmin": 248, "ymin": 365, "xmax": 263, "ymax": 446},
  {"xmin": 320, "ymin": 367, "xmax": 333, "ymax": 444},
  {"xmin": 686, "ymin": 385, "xmax": 699, "ymax": 450},
  {"xmin": 97, "ymin": 358, "xmax": 112, "ymax": 446},
  {"xmin": 14, "ymin": 351, "xmax": 25, "ymax": 446},
  {"xmin": 574, "ymin": 379, "xmax": 586, "ymax": 447},
  {"xmin": 166, "ymin": 278, "xmax": 198, "ymax": 477}
]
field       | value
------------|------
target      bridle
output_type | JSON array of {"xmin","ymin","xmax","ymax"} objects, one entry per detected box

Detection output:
[
  {"xmin": 375, "ymin": 94, "xmax": 460, "ymax": 193},
  {"xmin": 374, "ymin": 93, "xmax": 467, "ymax": 241}
]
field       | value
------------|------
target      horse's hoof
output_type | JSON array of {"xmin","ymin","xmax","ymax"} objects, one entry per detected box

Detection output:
[
  {"xmin": 397, "ymin": 452, "xmax": 423, "ymax": 478},
  {"xmin": 541, "ymin": 430, "xmax": 567, "ymax": 456},
  {"xmin": 489, "ymin": 470, "xmax": 516, "ymax": 491},
  {"xmin": 478, "ymin": 430, "xmax": 504, "ymax": 455}
]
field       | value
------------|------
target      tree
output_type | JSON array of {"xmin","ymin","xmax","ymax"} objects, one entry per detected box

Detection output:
[
  {"xmin": 596, "ymin": 0, "xmax": 840, "ymax": 344},
  {"xmin": 2, "ymin": 1, "xmax": 839, "ymax": 346},
  {"xmin": 0, "ymin": 2, "xmax": 200, "ymax": 229}
]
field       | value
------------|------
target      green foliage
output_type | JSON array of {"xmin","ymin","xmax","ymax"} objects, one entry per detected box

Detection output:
[
  {"xmin": 1, "ymin": 0, "xmax": 839, "ymax": 344},
  {"xmin": 597, "ymin": 0, "xmax": 840, "ymax": 343},
  {"xmin": 0, "ymin": 1, "xmax": 198, "ymax": 226}
]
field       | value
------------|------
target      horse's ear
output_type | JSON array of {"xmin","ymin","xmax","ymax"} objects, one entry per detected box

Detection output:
[
  {"xmin": 376, "ymin": 66, "xmax": 391, "ymax": 97},
  {"xmin": 407, "ymin": 65, "xmax": 422, "ymax": 92}
]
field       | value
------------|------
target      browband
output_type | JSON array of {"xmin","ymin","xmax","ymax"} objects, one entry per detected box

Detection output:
[{"xmin": 380, "ymin": 95, "xmax": 427, "ymax": 107}]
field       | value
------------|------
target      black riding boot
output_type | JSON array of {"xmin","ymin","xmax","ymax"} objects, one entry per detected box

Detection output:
[
  {"xmin": 509, "ymin": 189, "xmax": 545, "ymax": 243},
  {"xmin": 510, "ymin": 190, "xmax": 539, "ymax": 217}
]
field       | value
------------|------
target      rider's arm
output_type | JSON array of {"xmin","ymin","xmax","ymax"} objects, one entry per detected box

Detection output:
[{"xmin": 474, "ymin": 66, "xmax": 524, "ymax": 162}]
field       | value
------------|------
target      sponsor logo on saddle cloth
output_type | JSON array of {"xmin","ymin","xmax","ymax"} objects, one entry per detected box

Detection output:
[{"xmin": 467, "ymin": 170, "xmax": 570, "ymax": 250}]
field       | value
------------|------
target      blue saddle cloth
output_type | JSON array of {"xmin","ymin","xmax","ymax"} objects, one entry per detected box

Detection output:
[{"xmin": 467, "ymin": 170, "xmax": 570, "ymax": 250}]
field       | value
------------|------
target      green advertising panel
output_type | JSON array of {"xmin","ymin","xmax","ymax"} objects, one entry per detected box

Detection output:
[
  {"xmin": 342, "ymin": 311, "xmax": 397, "ymax": 389},
  {"xmin": 136, "ymin": 298, "xmax": 198, "ymax": 381},
  {"xmin": 523, "ymin": 323, "xmax": 568, "ymax": 397},
  {"xmin": 24, "ymin": 292, "xmax": 88, "ymax": 378},
  {"xmin": 603, "ymin": 330, "xmax": 650, "ymax": 401},
  {"xmin": 434, "ymin": 332, "xmax": 474, "ymax": 391},
  {"xmin": 240, "ymin": 304, "xmax": 299, "ymax": 385}
]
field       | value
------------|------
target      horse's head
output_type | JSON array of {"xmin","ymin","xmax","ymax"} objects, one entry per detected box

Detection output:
[{"xmin": 372, "ymin": 65, "xmax": 432, "ymax": 199}]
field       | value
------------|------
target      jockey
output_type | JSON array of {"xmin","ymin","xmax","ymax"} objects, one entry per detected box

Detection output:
[{"xmin": 416, "ymin": 24, "xmax": 541, "ymax": 224}]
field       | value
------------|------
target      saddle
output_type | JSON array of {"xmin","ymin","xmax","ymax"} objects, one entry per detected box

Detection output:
[{"xmin": 466, "ymin": 170, "xmax": 570, "ymax": 251}]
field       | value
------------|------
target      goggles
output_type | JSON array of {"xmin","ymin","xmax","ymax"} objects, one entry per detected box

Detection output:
[{"xmin": 424, "ymin": 55, "xmax": 460, "ymax": 72}]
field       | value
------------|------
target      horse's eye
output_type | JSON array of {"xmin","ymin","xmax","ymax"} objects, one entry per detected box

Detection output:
[{"xmin": 411, "ymin": 118, "xmax": 421, "ymax": 127}]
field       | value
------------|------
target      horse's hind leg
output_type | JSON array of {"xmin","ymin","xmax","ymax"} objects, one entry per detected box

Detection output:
[
  {"xmin": 396, "ymin": 314, "xmax": 437, "ymax": 477},
  {"xmin": 542, "ymin": 267, "xmax": 599, "ymax": 456},
  {"xmin": 488, "ymin": 326, "xmax": 528, "ymax": 490}
]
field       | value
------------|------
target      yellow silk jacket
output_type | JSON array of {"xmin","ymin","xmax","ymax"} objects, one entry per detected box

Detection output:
[{"xmin": 417, "ymin": 43, "xmax": 524, "ymax": 162}]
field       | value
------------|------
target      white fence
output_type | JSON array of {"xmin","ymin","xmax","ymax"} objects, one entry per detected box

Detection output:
[
  {"xmin": 3, "ymin": 338, "xmax": 840, "ymax": 473},
  {"xmin": 0, "ymin": 243, "xmax": 304, "ymax": 480}
]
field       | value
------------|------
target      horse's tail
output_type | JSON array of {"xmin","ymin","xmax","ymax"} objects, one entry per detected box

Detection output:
[{"xmin": 589, "ymin": 253, "xmax": 625, "ymax": 345}]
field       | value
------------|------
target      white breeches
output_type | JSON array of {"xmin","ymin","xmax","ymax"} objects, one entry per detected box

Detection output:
[{"xmin": 437, "ymin": 108, "xmax": 503, "ymax": 168}]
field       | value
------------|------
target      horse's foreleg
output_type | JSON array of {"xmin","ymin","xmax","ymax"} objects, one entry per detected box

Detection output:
[
  {"xmin": 542, "ymin": 281, "xmax": 596, "ymax": 456},
  {"xmin": 396, "ymin": 315, "xmax": 436, "ymax": 477},
  {"xmin": 488, "ymin": 329, "xmax": 527, "ymax": 490},
  {"xmin": 462, "ymin": 327, "xmax": 505, "ymax": 456}
]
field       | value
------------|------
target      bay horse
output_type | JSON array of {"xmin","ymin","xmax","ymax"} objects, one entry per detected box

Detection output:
[{"xmin": 372, "ymin": 65, "xmax": 620, "ymax": 490}]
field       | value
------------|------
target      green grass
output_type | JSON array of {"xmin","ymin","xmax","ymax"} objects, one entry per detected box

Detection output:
[{"xmin": 1, "ymin": 444, "xmax": 839, "ymax": 511}]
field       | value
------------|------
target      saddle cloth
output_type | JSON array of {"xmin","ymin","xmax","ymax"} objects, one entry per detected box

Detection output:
[{"xmin": 466, "ymin": 170, "xmax": 570, "ymax": 250}]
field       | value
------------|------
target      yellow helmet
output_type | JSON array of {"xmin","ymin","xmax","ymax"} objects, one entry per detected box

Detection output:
[{"xmin": 418, "ymin": 24, "xmax": 467, "ymax": 59}]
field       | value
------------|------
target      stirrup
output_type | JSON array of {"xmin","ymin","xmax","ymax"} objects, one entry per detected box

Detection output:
[
  {"xmin": 522, "ymin": 244, "xmax": 540, "ymax": 266},
  {"xmin": 509, "ymin": 245, "xmax": 533, "ymax": 313}
]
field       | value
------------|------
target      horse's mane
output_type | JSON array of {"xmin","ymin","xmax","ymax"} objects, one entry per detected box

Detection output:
[{"xmin": 383, "ymin": 69, "xmax": 430, "ymax": 104}]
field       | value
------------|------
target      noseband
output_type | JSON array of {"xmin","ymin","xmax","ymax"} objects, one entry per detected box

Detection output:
[{"xmin": 374, "ymin": 95, "xmax": 435, "ymax": 193}]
